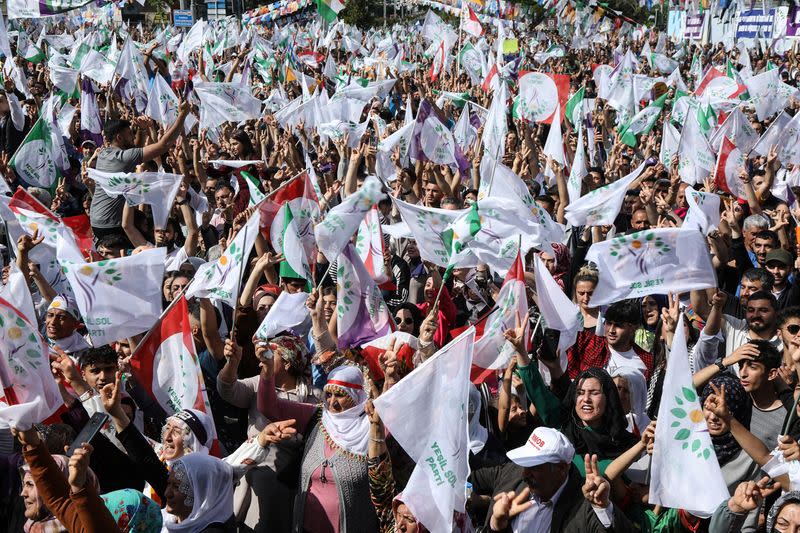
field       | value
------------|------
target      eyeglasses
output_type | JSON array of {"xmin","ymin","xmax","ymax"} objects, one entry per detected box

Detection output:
[
  {"xmin": 786, "ymin": 324, "xmax": 800, "ymax": 335},
  {"xmin": 394, "ymin": 316, "xmax": 414, "ymax": 325}
]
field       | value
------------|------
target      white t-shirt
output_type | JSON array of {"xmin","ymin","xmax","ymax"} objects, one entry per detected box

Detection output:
[
  {"xmin": 605, "ymin": 346, "xmax": 647, "ymax": 378},
  {"xmin": 164, "ymin": 246, "xmax": 190, "ymax": 271}
]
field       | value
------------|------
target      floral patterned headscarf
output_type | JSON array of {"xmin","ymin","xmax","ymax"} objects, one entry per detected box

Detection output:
[{"xmin": 101, "ymin": 489, "xmax": 162, "ymax": 533}]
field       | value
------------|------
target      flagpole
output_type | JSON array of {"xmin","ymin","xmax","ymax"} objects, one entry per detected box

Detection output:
[
  {"xmin": 485, "ymin": 135, "xmax": 503, "ymax": 196},
  {"xmin": 457, "ymin": 4, "xmax": 465, "ymax": 75}
]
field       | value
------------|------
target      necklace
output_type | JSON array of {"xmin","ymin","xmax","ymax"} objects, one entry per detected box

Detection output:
[{"xmin": 319, "ymin": 421, "xmax": 368, "ymax": 462}]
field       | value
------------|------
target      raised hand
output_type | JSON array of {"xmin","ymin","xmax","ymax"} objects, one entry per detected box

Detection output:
[
  {"xmin": 489, "ymin": 487, "xmax": 533, "ymax": 531},
  {"xmin": 17, "ymin": 230, "xmax": 44, "ymax": 255},
  {"xmin": 728, "ymin": 476, "xmax": 779, "ymax": 514},
  {"xmin": 68, "ymin": 443, "xmax": 94, "ymax": 493},
  {"xmin": 582, "ymin": 454, "xmax": 611, "ymax": 508},
  {"xmin": 703, "ymin": 381, "xmax": 732, "ymax": 422}
]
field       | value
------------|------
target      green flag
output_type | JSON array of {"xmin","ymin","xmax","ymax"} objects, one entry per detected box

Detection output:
[
  {"xmin": 9, "ymin": 117, "xmax": 59, "ymax": 190},
  {"xmin": 565, "ymin": 87, "xmax": 585, "ymax": 125},
  {"xmin": 617, "ymin": 93, "xmax": 668, "ymax": 147},
  {"xmin": 316, "ymin": 0, "xmax": 345, "ymax": 23},
  {"xmin": 241, "ymin": 171, "xmax": 266, "ymax": 206},
  {"xmin": 441, "ymin": 201, "xmax": 481, "ymax": 274}
]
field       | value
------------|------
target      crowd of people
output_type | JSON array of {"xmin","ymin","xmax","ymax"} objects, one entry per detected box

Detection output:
[{"xmin": 5, "ymin": 1, "xmax": 800, "ymax": 532}]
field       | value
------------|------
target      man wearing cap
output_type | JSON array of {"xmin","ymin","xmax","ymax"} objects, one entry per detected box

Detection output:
[
  {"xmin": 765, "ymin": 248, "xmax": 800, "ymax": 310},
  {"xmin": 44, "ymin": 294, "xmax": 92, "ymax": 355},
  {"xmin": 474, "ymin": 427, "xmax": 634, "ymax": 533}
]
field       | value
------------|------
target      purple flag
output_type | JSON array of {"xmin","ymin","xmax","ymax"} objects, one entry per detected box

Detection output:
[
  {"xmin": 409, "ymin": 99, "xmax": 471, "ymax": 175},
  {"xmin": 336, "ymin": 244, "xmax": 393, "ymax": 349}
]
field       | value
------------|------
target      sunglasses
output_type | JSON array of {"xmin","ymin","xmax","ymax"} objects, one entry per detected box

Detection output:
[
  {"xmin": 786, "ymin": 324, "xmax": 800, "ymax": 335},
  {"xmin": 394, "ymin": 316, "xmax": 414, "ymax": 325}
]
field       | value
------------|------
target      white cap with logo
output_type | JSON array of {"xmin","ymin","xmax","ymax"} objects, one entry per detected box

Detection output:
[{"xmin": 506, "ymin": 427, "xmax": 575, "ymax": 467}]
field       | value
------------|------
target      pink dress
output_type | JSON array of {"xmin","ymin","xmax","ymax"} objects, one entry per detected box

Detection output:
[{"xmin": 258, "ymin": 374, "xmax": 341, "ymax": 533}]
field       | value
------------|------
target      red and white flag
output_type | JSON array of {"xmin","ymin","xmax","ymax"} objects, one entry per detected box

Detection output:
[
  {"xmin": 429, "ymin": 41, "xmax": 446, "ymax": 82},
  {"xmin": 259, "ymin": 171, "xmax": 320, "ymax": 261},
  {"xmin": 714, "ymin": 137, "xmax": 745, "ymax": 197},
  {"xmin": 355, "ymin": 206, "xmax": 394, "ymax": 288},
  {"xmin": 481, "ymin": 63, "xmax": 499, "ymax": 93},
  {"xmin": 462, "ymin": 5, "xmax": 484, "ymax": 37},
  {"xmin": 0, "ymin": 291, "xmax": 62, "ymax": 430},
  {"xmin": 471, "ymin": 250, "xmax": 528, "ymax": 373},
  {"xmin": 694, "ymin": 67, "xmax": 724, "ymax": 96},
  {"xmin": 130, "ymin": 296, "xmax": 216, "ymax": 442}
]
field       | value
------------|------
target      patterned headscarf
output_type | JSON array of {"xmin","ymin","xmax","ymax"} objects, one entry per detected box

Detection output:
[
  {"xmin": 539, "ymin": 243, "xmax": 571, "ymax": 290},
  {"xmin": 700, "ymin": 373, "xmax": 752, "ymax": 467},
  {"xmin": 268, "ymin": 335, "xmax": 310, "ymax": 375},
  {"xmin": 101, "ymin": 489, "xmax": 162, "ymax": 533}
]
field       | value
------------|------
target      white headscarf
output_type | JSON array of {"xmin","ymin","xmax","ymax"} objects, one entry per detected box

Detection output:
[
  {"xmin": 609, "ymin": 367, "xmax": 650, "ymax": 434},
  {"xmin": 158, "ymin": 409, "xmax": 215, "ymax": 463},
  {"xmin": 321, "ymin": 365, "xmax": 370, "ymax": 456},
  {"xmin": 161, "ymin": 453, "xmax": 234, "ymax": 532},
  {"xmin": 468, "ymin": 386, "xmax": 488, "ymax": 454}
]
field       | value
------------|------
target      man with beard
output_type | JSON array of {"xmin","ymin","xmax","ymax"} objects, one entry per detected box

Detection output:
[
  {"xmin": 704, "ymin": 290, "xmax": 783, "ymax": 371},
  {"xmin": 90, "ymin": 101, "xmax": 191, "ymax": 240},
  {"xmin": 473, "ymin": 427, "xmax": 635, "ymax": 532}
]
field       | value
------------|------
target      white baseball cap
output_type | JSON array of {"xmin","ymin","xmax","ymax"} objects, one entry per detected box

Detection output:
[{"xmin": 506, "ymin": 427, "xmax": 575, "ymax": 468}]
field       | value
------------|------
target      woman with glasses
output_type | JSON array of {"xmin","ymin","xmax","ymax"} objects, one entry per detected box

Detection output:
[{"xmin": 392, "ymin": 303, "xmax": 422, "ymax": 336}]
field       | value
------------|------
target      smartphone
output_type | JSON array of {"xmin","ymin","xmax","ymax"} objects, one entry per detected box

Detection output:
[{"xmin": 65, "ymin": 412, "xmax": 109, "ymax": 457}]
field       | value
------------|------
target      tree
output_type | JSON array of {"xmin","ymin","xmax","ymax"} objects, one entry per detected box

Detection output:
[{"xmin": 340, "ymin": 0, "xmax": 374, "ymax": 27}]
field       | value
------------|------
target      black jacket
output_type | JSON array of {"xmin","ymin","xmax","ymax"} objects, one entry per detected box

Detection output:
[{"xmin": 473, "ymin": 462, "xmax": 635, "ymax": 533}]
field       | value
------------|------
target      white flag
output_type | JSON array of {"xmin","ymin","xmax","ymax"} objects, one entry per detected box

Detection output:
[
  {"xmin": 482, "ymin": 82, "xmax": 508, "ymax": 158},
  {"xmin": 752, "ymin": 110, "xmax": 791, "ymax": 157},
  {"xmin": 745, "ymin": 68, "xmax": 798, "ymax": 121},
  {"xmin": 586, "ymin": 228, "xmax": 716, "ymax": 307},
  {"xmin": 472, "ymin": 255, "xmax": 527, "ymax": 370},
  {"xmin": 194, "ymin": 81, "xmax": 262, "ymax": 130},
  {"xmin": 57, "ymin": 228, "xmax": 166, "ymax": 345},
  {"xmin": 374, "ymin": 328, "xmax": 475, "ymax": 533},
  {"xmin": 314, "ymin": 176, "xmax": 383, "ymax": 262},
  {"xmin": 682, "ymin": 187, "xmax": 721, "ymax": 236},
  {"xmin": 254, "ymin": 291, "xmax": 311, "ymax": 340},
  {"xmin": 533, "ymin": 254, "xmax": 581, "ymax": 363},
  {"xmin": 186, "ymin": 211, "xmax": 260, "ymax": 306},
  {"xmin": 392, "ymin": 198, "xmax": 475, "ymax": 268},
  {"xmin": 88, "ymin": 169, "xmax": 183, "ymax": 229},
  {"xmin": 421, "ymin": 114, "xmax": 458, "ymax": 165},
  {"xmin": 114, "ymin": 37, "xmax": 149, "ymax": 112},
  {"xmin": 0, "ymin": 281, "xmax": 61, "ymax": 430},
  {"xmin": 649, "ymin": 314, "xmax": 729, "ymax": 516},
  {"xmin": 145, "ymin": 73, "xmax": 180, "ymax": 127},
  {"xmin": 677, "ymin": 111, "xmax": 715, "ymax": 185},
  {"xmin": 542, "ymin": 106, "xmax": 566, "ymax": 166},
  {"xmin": 659, "ymin": 121, "xmax": 680, "ymax": 168},
  {"xmin": 564, "ymin": 162, "xmax": 644, "ymax": 227}
]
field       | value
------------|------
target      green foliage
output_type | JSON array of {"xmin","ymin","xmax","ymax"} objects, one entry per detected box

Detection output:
[{"xmin": 341, "ymin": 0, "xmax": 373, "ymax": 27}]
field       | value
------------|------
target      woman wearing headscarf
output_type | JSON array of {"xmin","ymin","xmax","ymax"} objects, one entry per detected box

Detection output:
[
  {"xmin": 700, "ymin": 374, "xmax": 762, "ymax": 532},
  {"xmin": 635, "ymin": 295, "xmax": 667, "ymax": 352},
  {"xmin": 765, "ymin": 491, "xmax": 800, "ymax": 532},
  {"xmin": 12, "ymin": 426, "xmax": 120, "ymax": 533},
  {"xmin": 505, "ymin": 326, "xmax": 639, "ymax": 476},
  {"xmin": 539, "ymin": 242, "xmax": 571, "ymax": 292},
  {"xmin": 218, "ymin": 336, "xmax": 319, "ymax": 531},
  {"xmin": 98, "ymin": 371, "xmax": 287, "ymax": 505},
  {"xmin": 256, "ymin": 350, "xmax": 379, "ymax": 533},
  {"xmin": 162, "ymin": 453, "xmax": 235, "ymax": 532},
  {"xmin": 610, "ymin": 367, "xmax": 651, "ymax": 438}
]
